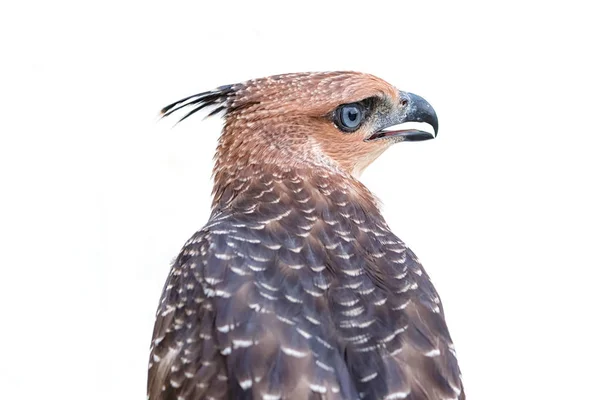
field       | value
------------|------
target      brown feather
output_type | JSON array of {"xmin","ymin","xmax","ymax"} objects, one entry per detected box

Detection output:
[{"xmin": 149, "ymin": 72, "xmax": 464, "ymax": 400}]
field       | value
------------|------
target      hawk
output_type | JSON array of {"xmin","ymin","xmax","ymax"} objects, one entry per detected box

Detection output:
[{"xmin": 148, "ymin": 72, "xmax": 464, "ymax": 400}]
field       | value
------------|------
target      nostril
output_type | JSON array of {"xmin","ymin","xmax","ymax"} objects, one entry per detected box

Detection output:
[{"xmin": 400, "ymin": 99, "xmax": 409, "ymax": 107}]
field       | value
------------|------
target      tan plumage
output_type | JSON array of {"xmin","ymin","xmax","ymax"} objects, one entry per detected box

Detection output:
[{"xmin": 149, "ymin": 72, "xmax": 464, "ymax": 399}]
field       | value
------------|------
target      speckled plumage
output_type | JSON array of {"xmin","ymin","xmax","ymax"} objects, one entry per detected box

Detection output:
[{"xmin": 149, "ymin": 72, "xmax": 464, "ymax": 400}]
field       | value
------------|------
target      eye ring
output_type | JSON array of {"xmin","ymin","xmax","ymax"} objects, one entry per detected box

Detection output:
[{"xmin": 334, "ymin": 103, "xmax": 365, "ymax": 132}]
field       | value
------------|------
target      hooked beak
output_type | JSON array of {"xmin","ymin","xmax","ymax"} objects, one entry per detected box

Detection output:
[{"xmin": 365, "ymin": 92, "xmax": 438, "ymax": 142}]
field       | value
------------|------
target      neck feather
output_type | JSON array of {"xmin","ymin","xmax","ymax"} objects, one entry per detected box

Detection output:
[{"xmin": 211, "ymin": 162, "xmax": 381, "ymax": 219}]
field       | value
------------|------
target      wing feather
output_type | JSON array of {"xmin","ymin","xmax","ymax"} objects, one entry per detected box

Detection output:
[{"xmin": 148, "ymin": 168, "xmax": 464, "ymax": 399}]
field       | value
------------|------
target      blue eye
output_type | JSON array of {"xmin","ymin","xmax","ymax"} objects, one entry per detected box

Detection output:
[{"xmin": 335, "ymin": 103, "xmax": 364, "ymax": 132}]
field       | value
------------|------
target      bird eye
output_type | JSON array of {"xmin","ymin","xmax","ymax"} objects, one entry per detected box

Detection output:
[{"xmin": 335, "ymin": 103, "xmax": 364, "ymax": 132}]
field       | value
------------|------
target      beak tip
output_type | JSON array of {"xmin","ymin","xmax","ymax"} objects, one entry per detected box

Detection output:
[{"xmin": 404, "ymin": 92, "xmax": 439, "ymax": 138}]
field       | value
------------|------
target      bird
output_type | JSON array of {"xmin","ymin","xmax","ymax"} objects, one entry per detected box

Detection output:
[{"xmin": 148, "ymin": 71, "xmax": 464, "ymax": 400}]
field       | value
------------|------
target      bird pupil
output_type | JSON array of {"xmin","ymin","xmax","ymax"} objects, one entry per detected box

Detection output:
[{"xmin": 347, "ymin": 109, "xmax": 358, "ymax": 121}]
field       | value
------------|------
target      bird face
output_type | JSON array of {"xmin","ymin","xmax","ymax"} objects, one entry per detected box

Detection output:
[
  {"xmin": 162, "ymin": 71, "xmax": 438, "ymax": 179},
  {"xmin": 325, "ymin": 93, "xmax": 438, "ymax": 177},
  {"xmin": 281, "ymin": 72, "xmax": 439, "ymax": 177}
]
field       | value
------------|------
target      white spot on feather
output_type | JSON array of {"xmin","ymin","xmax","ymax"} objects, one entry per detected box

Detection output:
[
  {"xmin": 309, "ymin": 383, "xmax": 327, "ymax": 393},
  {"xmin": 384, "ymin": 389, "xmax": 410, "ymax": 399},
  {"xmin": 425, "ymin": 348, "xmax": 441, "ymax": 357},
  {"xmin": 239, "ymin": 378, "xmax": 252, "ymax": 390},
  {"xmin": 262, "ymin": 394, "xmax": 281, "ymax": 400},
  {"xmin": 233, "ymin": 339, "xmax": 254, "ymax": 348},
  {"xmin": 360, "ymin": 372, "xmax": 378, "ymax": 382},
  {"xmin": 281, "ymin": 346, "xmax": 308, "ymax": 358}
]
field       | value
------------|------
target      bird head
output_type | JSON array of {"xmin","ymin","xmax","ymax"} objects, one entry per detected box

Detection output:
[{"xmin": 162, "ymin": 71, "xmax": 438, "ymax": 179}]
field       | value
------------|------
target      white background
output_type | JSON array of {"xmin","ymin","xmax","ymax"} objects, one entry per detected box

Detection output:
[{"xmin": 1, "ymin": 1, "xmax": 599, "ymax": 399}]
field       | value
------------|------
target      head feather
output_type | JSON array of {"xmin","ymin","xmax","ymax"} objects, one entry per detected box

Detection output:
[{"xmin": 160, "ymin": 84, "xmax": 237, "ymax": 123}]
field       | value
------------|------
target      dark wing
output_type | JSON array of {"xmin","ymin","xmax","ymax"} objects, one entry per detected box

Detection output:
[
  {"xmin": 148, "ymin": 226, "xmax": 229, "ymax": 400},
  {"xmin": 306, "ymin": 174, "xmax": 465, "ymax": 400},
  {"xmin": 148, "ymin": 168, "xmax": 464, "ymax": 400},
  {"xmin": 389, "ymin": 249, "xmax": 465, "ymax": 400},
  {"xmin": 147, "ymin": 208, "xmax": 359, "ymax": 400}
]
